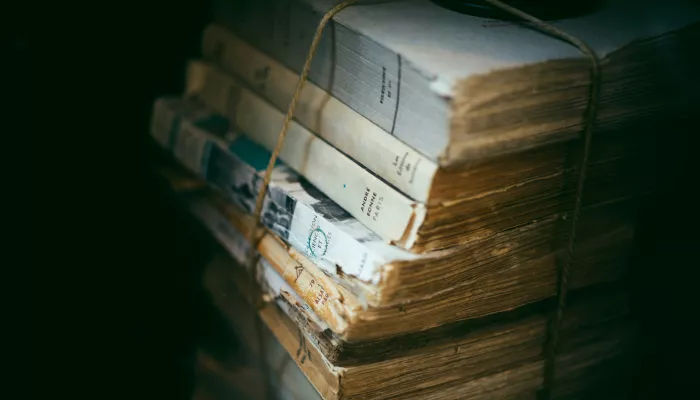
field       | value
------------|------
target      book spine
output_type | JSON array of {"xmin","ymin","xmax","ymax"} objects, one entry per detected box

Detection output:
[
  {"xmin": 201, "ymin": 24, "xmax": 439, "ymax": 203},
  {"xmin": 185, "ymin": 61, "xmax": 426, "ymax": 249},
  {"xmin": 257, "ymin": 256, "xmax": 338, "ymax": 334},
  {"xmin": 185, "ymin": 184, "xmax": 348, "ymax": 334},
  {"xmin": 210, "ymin": 0, "xmax": 450, "ymax": 161},
  {"xmin": 151, "ymin": 97, "xmax": 416, "ymax": 284}
]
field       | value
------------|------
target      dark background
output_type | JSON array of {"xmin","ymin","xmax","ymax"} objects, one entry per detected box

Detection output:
[
  {"xmin": 89, "ymin": 1, "xmax": 215, "ymax": 397},
  {"xmin": 15, "ymin": 0, "xmax": 699, "ymax": 398},
  {"xmin": 14, "ymin": 1, "xmax": 214, "ymax": 397}
]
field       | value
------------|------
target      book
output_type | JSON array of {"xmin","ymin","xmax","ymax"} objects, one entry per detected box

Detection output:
[
  {"xmin": 154, "ymin": 155, "xmax": 633, "ymax": 342},
  {"xmin": 184, "ymin": 61, "xmax": 426, "ymax": 249},
  {"xmin": 144, "ymin": 2, "xmax": 689, "ymax": 394},
  {"xmin": 218, "ymin": 259, "xmax": 634, "ymax": 400},
  {"xmin": 151, "ymin": 96, "xmax": 419, "ymax": 285},
  {"xmin": 191, "ymin": 193, "xmax": 636, "ymax": 400},
  {"xmin": 210, "ymin": 0, "xmax": 699, "ymax": 164},
  {"xmin": 150, "ymin": 97, "xmax": 635, "ymax": 315},
  {"xmin": 185, "ymin": 60, "xmax": 650, "ymax": 253}
]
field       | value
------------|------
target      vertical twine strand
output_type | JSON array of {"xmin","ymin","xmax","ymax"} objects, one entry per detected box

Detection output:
[{"xmin": 483, "ymin": 1, "xmax": 601, "ymax": 398}]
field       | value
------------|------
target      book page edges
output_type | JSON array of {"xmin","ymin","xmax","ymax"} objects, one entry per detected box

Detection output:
[
  {"xmin": 442, "ymin": 58, "xmax": 589, "ymax": 165},
  {"xmin": 191, "ymin": 197, "xmax": 343, "ymax": 398},
  {"xmin": 258, "ymin": 235, "xmax": 355, "ymax": 334}
]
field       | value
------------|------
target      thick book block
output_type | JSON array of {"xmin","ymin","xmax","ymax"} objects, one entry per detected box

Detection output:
[{"xmin": 210, "ymin": 0, "xmax": 700, "ymax": 164}]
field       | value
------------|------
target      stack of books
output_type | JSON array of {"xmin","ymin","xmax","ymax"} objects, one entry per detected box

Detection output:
[
  {"xmin": 164, "ymin": 161, "xmax": 635, "ymax": 399},
  {"xmin": 151, "ymin": 0, "xmax": 699, "ymax": 398}
]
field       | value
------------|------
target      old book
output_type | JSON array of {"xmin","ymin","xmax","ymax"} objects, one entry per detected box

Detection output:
[
  {"xmin": 185, "ymin": 59, "xmax": 654, "ymax": 253},
  {"xmin": 210, "ymin": 0, "xmax": 699, "ymax": 164},
  {"xmin": 154, "ymin": 153, "xmax": 631, "ymax": 343},
  {"xmin": 199, "ymin": 220, "xmax": 635, "ymax": 400},
  {"xmin": 150, "ymin": 99, "xmax": 633, "ymax": 329}
]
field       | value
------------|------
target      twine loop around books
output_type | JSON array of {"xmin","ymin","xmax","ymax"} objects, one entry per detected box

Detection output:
[{"xmin": 247, "ymin": 0, "xmax": 601, "ymax": 398}]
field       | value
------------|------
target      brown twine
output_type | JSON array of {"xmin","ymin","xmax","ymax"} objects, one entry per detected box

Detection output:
[{"xmin": 248, "ymin": 0, "xmax": 600, "ymax": 398}]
